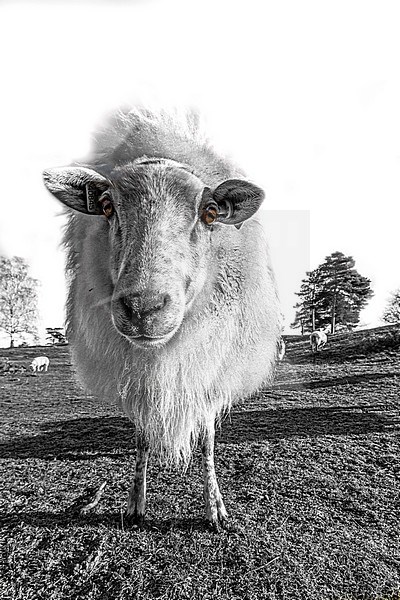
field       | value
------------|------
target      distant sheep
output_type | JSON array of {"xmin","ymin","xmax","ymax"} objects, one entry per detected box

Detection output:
[
  {"xmin": 43, "ymin": 108, "xmax": 281, "ymax": 529},
  {"xmin": 277, "ymin": 337, "xmax": 286, "ymax": 360},
  {"xmin": 30, "ymin": 356, "xmax": 50, "ymax": 372},
  {"xmin": 310, "ymin": 330, "xmax": 328, "ymax": 354}
]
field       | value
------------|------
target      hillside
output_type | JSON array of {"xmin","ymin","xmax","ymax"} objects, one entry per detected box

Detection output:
[{"xmin": 1, "ymin": 325, "xmax": 399, "ymax": 599}]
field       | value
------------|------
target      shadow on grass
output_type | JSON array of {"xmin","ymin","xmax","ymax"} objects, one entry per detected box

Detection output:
[
  {"xmin": 0, "ymin": 416, "xmax": 134, "ymax": 460},
  {"xmin": 217, "ymin": 404, "xmax": 398, "ymax": 444},
  {"xmin": 1, "ymin": 402, "xmax": 398, "ymax": 460},
  {"xmin": 273, "ymin": 371, "xmax": 400, "ymax": 391},
  {"xmin": 0, "ymin": 510, "xmax": 211, "ymax": 533}
]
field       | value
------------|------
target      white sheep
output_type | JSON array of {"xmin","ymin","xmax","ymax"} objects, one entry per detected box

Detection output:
[
  {"xmin": 310, "ymin": 330, "xmax": 328, "ymax": 354},
  {"xmin": 277, "ymin": 337, "xmax": 286, "ymax": 360},
  {"xmin": 30, "ymin": 356, "xmax": 50, "ymax": 372},
  {"xmin": 43, "ymin": 108, "xmax": 281, "ymax": 529}
]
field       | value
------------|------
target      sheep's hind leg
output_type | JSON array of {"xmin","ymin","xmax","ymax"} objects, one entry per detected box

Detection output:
[
  {"xmin": 127, "ymin": 430, "xmax": 149, "ymax": 527},
  {"xmin": 202, "ymin": 421, "xmax": 228, "ymax": 530}
]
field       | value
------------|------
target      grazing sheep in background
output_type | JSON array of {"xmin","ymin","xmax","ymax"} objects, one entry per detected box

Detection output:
[
  {"xmin": 43, "ymin": 107, "xmax": 281, "ymax": 529},
  {"xmin": 310, "ymin": 330, "xmax": 328, "ymax": 356},
  {"xmin": 277, "ymin": 337, "xmax": 286, "ymax": 360},
  {"xmin": 30, "ymin": 356, "xmax": 50, "ymax": 372}
]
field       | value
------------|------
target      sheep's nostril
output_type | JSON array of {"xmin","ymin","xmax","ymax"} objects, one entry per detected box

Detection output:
[
  {"xmin": 119, "ymin": 293, "xmax": 170, "ymax": 321},
  {"xmin": 141, "ymin": 293, "xmax": 170, "ymax": 317},
  {"xmin": 120, "ymin": 298, "xmax": 134, "ymax": 320}
]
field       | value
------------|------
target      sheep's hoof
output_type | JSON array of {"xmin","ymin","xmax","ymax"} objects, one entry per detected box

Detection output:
[
  {"xmin": 207, "ymin": 506, "xmax": 230, "ymax": 532},
  {"xmin": 208, "ymin": 515, "xmax": 230, "ymax": 533},
  {"xmin": 125, "ymin": 511, "xmax": 145, "ymax": 529}
]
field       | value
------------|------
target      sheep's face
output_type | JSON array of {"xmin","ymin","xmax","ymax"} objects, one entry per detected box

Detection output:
[
  {"xmin": 105, "ymin": 161, "xmax": 213, "ymax": 348},
  {"xmin": 43, "ymin": 157, "xmax": 265, "ymax": 349}
]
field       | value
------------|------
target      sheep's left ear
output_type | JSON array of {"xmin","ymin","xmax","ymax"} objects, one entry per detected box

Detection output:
[{"xmin": 213, "ymin": 179, "xmax": 265, "ymax": 228}]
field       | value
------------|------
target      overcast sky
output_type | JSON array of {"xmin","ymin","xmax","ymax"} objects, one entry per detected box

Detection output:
[{"xmin": 1, "ymin": 0, "xmax": 399, "ymax": 345}]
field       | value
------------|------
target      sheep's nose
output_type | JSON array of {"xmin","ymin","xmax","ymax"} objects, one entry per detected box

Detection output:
[{"xmin": 122, "ymin": 292, "xmax": 170, "ymax": 320}]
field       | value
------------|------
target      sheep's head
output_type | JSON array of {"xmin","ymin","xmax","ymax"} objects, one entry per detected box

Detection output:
[{"xmin": 43, "ymin": 158, "xmax": 264, "ymax": 349}]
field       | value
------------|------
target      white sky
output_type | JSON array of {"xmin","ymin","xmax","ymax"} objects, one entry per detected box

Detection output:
[{"xmin": 0, "ymin": 0, "xmax": 399, "ymax": 345}]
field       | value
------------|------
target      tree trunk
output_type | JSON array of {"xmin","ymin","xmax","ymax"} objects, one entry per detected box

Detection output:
[{"xmin": 331, "ymin": 294, "xmax": 336, "ymax": 334}]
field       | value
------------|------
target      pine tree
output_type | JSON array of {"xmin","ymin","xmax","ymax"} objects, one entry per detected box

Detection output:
[
  {"xmin": 0, "ymin": 256, "xmax": 40, "ymax": 347},
  {"xmin": 292, "ymin": 251, "xmax": 373, "ymax": 333},
  {"xmin": 291, "ymin": 302, "xmax": 308, "ymax": 334},
  {"xmin": 291, "ymin": 268, "xmax": 325, "ymax": 333},
  {"xmin": 382, "ymin": 289, "xmax": 400, "ymax": 323},
  {"xmin": 318, "ymin": 252, "xmax": 373, "ymax": 333}
]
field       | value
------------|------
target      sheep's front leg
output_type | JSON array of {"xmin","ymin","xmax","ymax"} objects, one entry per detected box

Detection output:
[
  {"xmin": 127, "ymin": 430, "xmax": 149, "ymax": 526},
  {"xmin": 202, "ymin": 421, "xmax": 228, "ymax": 530}
]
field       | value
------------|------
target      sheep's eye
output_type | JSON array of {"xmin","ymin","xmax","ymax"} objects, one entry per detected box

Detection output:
[
  {"xmin": 201, "ymin": 204, "xmax": 218, "ymax": 226},
  {"xmin": 100, "ymin": 196, "xmax": 114, "ymax": 218}
]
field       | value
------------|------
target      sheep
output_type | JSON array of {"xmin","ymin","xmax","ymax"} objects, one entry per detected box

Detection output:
[
  {"xmin": 43, "ymin": 107, "xmax": 281, "ymax": 529},
  {"xmin": 310, "ymin": 330, "xmax": 328, "ymax": 354},
  {"xmin": 277, "ymin": 337, "xmax": 286, "ymax": 360},
  {"xmin": 30, "ymin": 356, "xmax": 50, "ymax": 372}
]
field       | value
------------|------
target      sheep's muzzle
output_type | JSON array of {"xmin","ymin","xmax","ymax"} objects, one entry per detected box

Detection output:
[{"xmin": 111, "ymin": 289, "xmax": 184, "ymax": 348}]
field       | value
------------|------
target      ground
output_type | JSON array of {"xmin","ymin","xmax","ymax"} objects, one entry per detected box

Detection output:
[{"xmin": 1, "ymin": 326, "xmax": 399, "ymax": 600}]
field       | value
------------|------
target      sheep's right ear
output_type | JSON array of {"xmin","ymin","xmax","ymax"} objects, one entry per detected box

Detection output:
[{"xmin": 43, "ymin": 167, "xmax": 110, "ymax": 214}]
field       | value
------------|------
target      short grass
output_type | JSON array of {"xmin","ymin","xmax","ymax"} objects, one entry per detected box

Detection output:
[{"xmin": 1, "ymin": 325, "xmax": 400, "ymax": 599}]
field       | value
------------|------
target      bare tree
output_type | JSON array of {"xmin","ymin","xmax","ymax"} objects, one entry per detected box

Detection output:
[{"xmin": 0, "ymin": 256, "xmax": 39, "ymax": 347}]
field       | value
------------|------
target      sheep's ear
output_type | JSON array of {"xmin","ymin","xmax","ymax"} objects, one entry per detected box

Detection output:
[
  {"xmin": 213, "ymin": 179, "xmax": 265, "ymax": 229},
  {"xmin": 43, "ymin": 166, "xmax": 110, "ymax": 214}
]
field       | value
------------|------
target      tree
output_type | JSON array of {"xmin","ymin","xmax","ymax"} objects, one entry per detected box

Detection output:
[
  {"xmin": 291, "ymin": 302, "xmax": 307, "ymax": 335},
  {"xmin": 317, "ymin": 252, "xmax": 373, "ymax": 333},
  {"xmin": 382, "ymin": 289, "xmax": 400, "ymax": 323},
  {"xmin": 292, "ymin": 251, "xmax": 373, "ymax": 334},
  {"xmin": 46, "ymin": 327, "xmax": 67, "ymax": 345},
  {"xmin": 0, "ymin": 256, "xmax": 40, "ymax": 347},
  {"xmin": 291, "ymin": 268, "xmax": 325, "ymax": 333}
]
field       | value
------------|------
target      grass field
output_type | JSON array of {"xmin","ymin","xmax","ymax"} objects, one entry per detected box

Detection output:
[{"xmin": 1, "ymin": 326, "xmax": 400, "ymax": 599}]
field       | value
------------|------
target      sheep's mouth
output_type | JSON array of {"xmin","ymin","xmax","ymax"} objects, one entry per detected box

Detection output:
[
  {"xmin": 111, "ymin": 311, "xmax": 181, "ymax": 348},
  {"xmin": 129, "ymin": 333, "xmax": 175, "ymax": 349}
]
